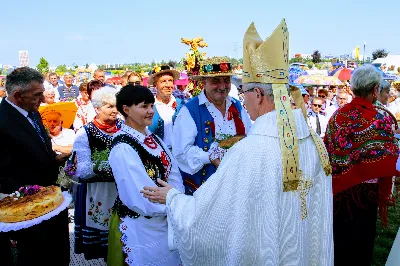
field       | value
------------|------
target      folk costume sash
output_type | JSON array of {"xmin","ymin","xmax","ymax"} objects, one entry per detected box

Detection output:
[{"xmin": 324, "ymin": 96, "xmax": 399, "ymax": 225}]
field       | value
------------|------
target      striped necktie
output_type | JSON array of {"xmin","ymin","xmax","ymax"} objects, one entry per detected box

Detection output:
[{"xmin": 27, "ymin": 112, "xmax": 45, "ymax": 143}]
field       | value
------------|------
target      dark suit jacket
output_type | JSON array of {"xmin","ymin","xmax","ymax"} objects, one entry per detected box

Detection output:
[{"xmin": 0, "ymin": 99, "xmax": 60, "ymax": 193}]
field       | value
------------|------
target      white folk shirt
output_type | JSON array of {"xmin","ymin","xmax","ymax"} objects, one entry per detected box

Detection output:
[
  {"xmin": 307, "ymin": 111, "xmax": 328, "ymax": 138},
  {"xmin": 166, "ymin": 109, "xmax": 334, "ymax": 265},
  {"xmin": 172, "ymin": 90, "xmax": 252, "ymax": 175},
  {"xmin": 109, "ymin": 124, "xmax": 184, "ymax": 265},
  {"xmin": 154, "ymin": 95, "xmax": 177, "ymax": 149}
]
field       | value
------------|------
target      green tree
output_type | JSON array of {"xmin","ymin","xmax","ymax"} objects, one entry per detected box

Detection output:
[
  {"xmin": 372, "ymin": 49, "xmax": 389, "ymax": 60},
  {"xmin": 168, "ymin": 60, "xmax": 177, "ymax": 68},
  {"xmin": 289, "ymin": 57, "xmax": 303, "ymax": 64},
  {"xmin": 55, "ymin": 64, "xmax": 68, "ymax": 76},
  {"xmin": 312, "ymin": 50, "xmax": 321, "ymax": 63},
  {"xmin": 36, "ymin": 57, "xmax": 49, "ymax": 74}
]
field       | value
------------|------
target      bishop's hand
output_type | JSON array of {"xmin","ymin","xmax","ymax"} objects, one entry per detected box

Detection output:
[{"xmin": 141, "ymin": 178, "xmax": 173, "ymax": 204}]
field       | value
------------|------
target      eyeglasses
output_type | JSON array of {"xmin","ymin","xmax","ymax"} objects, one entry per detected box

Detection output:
[
  {"xmin": 240, "ymin": 87, "xmax": 264, "ymax": 96},
  {"xmin": 313, "ymin": 104, "xmax": 322, "ymax": 108},
  {"xmin": 129, "ymin": 81, "xmax": 141, "ymax": 86},
  {"xmin": 318, "ymin": 95, "xmax": 327, "ymax": 98}
]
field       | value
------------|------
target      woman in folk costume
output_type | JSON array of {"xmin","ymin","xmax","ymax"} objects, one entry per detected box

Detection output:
[
  {"xmin": 324, "ymin": 65, "xmax": 400, "ymax": 266},
  {"xmin": 73, "ymin": 86, "xmax": 123, "ymax": 260},
  {"xmin": 73, "ymin": 82, "xmax": 96, "ymax": 131},
  {"xmin": 142, "ymin": 19, "xmax": 334, "ymax": 266},
  {"xmin": 108, "ymin": 85, "xmax": 184, "ymax": 265},
  {"xmin": 172, "ymin": 57, "xmax": 252, "ymax": 195},
  {"xmin": 147, "ymin": 65, "xmax": 185, "ymax": 150}
]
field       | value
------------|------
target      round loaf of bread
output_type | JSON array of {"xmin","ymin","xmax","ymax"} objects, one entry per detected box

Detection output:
[
  {"xmin": 0, "ymin": 186, "xmax": 64, "ymax": 223},
  {"xmin": 218, "ymin": 135, "xmax": 246, "ymax": 149}
]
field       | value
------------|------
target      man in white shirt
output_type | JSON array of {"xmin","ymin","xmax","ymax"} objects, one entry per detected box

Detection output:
[
  {"xmin": 44, "ymin": 72, "xmax": 61, "ymax": 101},
  {"xmin": 307, "ymin": 97, "xmax": 328, "ymax": 137},
  {"xmin": 326, "ymin": 91, "xmax": 349, "ymax": 120},
  {"xmin": 45, "ymin": 111, "xmax": 75, "ymax": 154},
  {"xmin": 147, "ymin": 66, "xmax": 185, "ymax": 149},
  {"xmin": 172, "ymin": 56, "xmax": 252, "ymax": 195}
]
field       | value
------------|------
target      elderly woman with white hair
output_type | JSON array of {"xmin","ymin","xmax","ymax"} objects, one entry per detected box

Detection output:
[
  {"xmin": 325, "ymin": 64, "xmax": 400, "ymax": 265},
  {"xmin": 41, "ymin": 87, "xmax": 56, "ymax": 105},
  {"xmin": 72, "ymin": 86, "xmax": 123, "ymax": 261}
]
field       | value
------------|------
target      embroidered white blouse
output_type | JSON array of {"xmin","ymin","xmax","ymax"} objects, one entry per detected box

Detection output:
[
  {"xmin": 109, "ymin": 124, "xmax": 184, "ymax": 265},
  {"xmin": 172, "ymin": 90, "xmax": 252, "ymax": 175},
  {"xmin": 73, "ymin": 127, "xmax": 118, "ymax": 231}
]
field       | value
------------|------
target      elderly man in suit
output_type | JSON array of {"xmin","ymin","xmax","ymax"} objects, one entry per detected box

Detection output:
[{"xmin": 0, "ymin": 67, "xmax": 70, "ymax": 266}]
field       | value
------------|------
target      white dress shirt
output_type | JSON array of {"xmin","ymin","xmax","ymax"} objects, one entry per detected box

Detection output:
[
  {"xmin": 307, "ymin": 111, "xmax": 328, "ymax": 138},
  {"xmin": 154, "ymin": 95, "xmax": 177, "ymax": 149},
  {"xmin": 172, "ymin": 90, "xmax": 252, "ymax": 175},
  {"xmin": 325, "ymin": 103, "xmax": 339, "ymax": 121}
]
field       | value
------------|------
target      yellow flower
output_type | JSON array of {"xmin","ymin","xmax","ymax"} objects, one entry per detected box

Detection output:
[
  {"xmin": 147, "ymin": 168, "xmax": 155, "ymax": 177},
  {"xmin": 198, "ymin": 41, "xmax": 208, "ymax": 48},
  {"xmin": 154, "ymin": 66, "xmax": 161, "ymax": 73},
  {"xmin": 186, "ymin": 54, "xmax": 196, "ymax": 71}
]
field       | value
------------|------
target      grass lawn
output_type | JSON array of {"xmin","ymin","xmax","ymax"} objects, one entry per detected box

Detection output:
[{"xmin": 372, "ymin": 205, "xmax": 400, "ymax": 266}]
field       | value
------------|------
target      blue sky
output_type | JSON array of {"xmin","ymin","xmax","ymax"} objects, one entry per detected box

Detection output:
[{"xmin": 1, "ymin": 0, "xmax": 399, "ymax": 66}]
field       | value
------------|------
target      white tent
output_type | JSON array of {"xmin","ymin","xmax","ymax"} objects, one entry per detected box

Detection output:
[{"xmin": 372, "ymin": 55, "xmax": 400, "ymax": 71}]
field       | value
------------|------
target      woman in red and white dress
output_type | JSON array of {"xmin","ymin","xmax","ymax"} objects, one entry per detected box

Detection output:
[{"xmin": 73, "ymin": 82, "xmax": 97, "ymax": 131}]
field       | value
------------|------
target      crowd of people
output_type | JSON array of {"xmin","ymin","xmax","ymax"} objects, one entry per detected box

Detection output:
[{"xmin": 1, "ymin": 19, "xmax": 400, "ymax": 266}]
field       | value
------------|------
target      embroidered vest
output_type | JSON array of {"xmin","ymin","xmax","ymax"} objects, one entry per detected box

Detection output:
[
  {"xmin": 148, "ymin": 98, "xmax": 185, "ymax": 140},
  {"xmin": 82, "ymin": 119, "xmax": 122, "ymax": 183},
  {"xmin": 182, "ymin": 97, "xmax": 244, "ymax": 195},
  {"xmin": 110, "ymin": 133, "xmax": 171, "ymax": 219},
  {"xmin": 58, "ymin": 85, "xmax": 79, "ymax": 100}
]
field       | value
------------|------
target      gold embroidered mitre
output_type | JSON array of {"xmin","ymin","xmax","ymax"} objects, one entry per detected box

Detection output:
[
  {"xmin": 243, "ymin": 19, "xmax": 300, "ymax": 193},
  {"xmin": 243, "ymin": 19, "xmax": 289, "ymax": 84}
]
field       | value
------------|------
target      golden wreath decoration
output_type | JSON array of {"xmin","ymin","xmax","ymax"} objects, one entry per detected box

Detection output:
[{"xmin": 181, "ymin": 36, "xmax": 208, "ymax": 96}]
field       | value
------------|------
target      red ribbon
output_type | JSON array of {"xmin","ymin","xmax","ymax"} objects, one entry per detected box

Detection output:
[{"xmin": 227, "ymin": 105, "xmax": 245, "ymax": 135}]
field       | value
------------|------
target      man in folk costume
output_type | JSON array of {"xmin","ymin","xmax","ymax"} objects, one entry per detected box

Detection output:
[
  {"xmin": 147, "ymin": 65, "xmax": 185, "ymax": 150},
  {"xmin": 324, "ymin": 64, "xmax": 400, "ymax": 266},
  {"xmin": 142, "ymin": 19, "xmax": 334, "ymax": 265},
  {"xmin": 172, "ymin": 56, "xmax": 252, "ymax": 195}
]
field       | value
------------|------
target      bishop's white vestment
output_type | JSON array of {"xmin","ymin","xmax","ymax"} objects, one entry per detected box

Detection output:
[{"xmin": 166, "ymin": 109, "xmax": 334, "ymax": 266}]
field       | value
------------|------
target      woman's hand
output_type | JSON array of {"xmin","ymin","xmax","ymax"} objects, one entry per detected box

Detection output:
[{"xmin": 141, "ymin": 178, "xmax": 173, "ymax": 204}]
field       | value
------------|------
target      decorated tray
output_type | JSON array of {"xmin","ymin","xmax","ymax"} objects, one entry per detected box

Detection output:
[{"xmin": 0, "ymin": 192, "xmax": 72, "ymax": 232}]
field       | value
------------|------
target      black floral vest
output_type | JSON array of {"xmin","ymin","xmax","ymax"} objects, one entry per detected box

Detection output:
[
  {"xmin": 111, "ymin": 133, "xmax": 171, "ymax": 219},
  {"xmin": 82, "ymin": 119, "xmax": 122, "ymax": 183}
]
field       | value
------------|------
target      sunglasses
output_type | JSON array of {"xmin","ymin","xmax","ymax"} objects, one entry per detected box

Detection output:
[
  {"xmin": 318, "ymin": 95, "xmax": 327, "ymax": 98},
  {"xmin": 129, "ymin": 81, "xmax": 141, "ymax": 86},
  {"xmin": 313, "ymin": 104, "xmax": 322, "ymax": 108}
]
